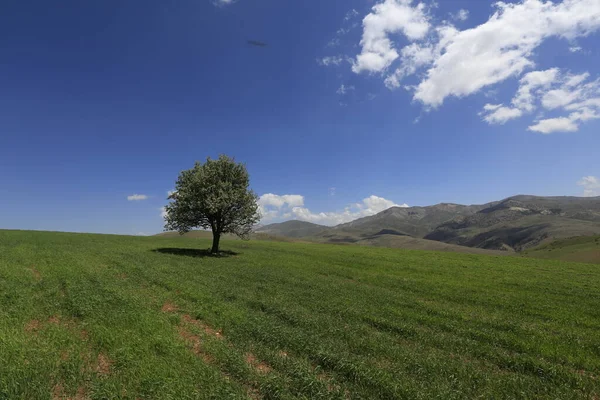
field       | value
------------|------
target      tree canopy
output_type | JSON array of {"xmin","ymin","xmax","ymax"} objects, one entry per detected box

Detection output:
[{"xmin": 164, "ymin": 155, "xmax": 260, "ymax": 253}]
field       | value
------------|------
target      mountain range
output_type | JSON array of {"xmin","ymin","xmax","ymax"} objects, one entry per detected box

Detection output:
[{"xmin": 256, "ymin": 195, "xmax": 600, "ymax": 253}]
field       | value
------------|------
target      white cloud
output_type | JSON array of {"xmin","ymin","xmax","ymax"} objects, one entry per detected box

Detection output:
[
  {"xmin": 565, "ymin": 72, "xmax": 590, "ymax": 87},
  {"xmin": 569, "ymin": 45, "xmax": 583, "ymax": 52},
  {"xmin": 337, "ymin": 84, "xmax": 355, "ymax": 95},
  {"xmin": 481, "ymin": 104, "xmax": 523, "ymax": 124},
  {"xmin": 259, "ymin": 194, "xmax": 304, "ymax": 208},
  {"xmin": 259, "ymin": 193, "xmax": 408, "ymax": 226},
  {"xmin": 318, "ymin": 55, "xmax": 344, "ymax": 66},
  {"xmin": 512, "ymin": 68, "xmax": 560, "ymax": 112},
  {"xmin": 578, "ymin": 176, "xmax": 600, "ymax": 197},
  {"xmin": 290, "ymin": 195, "xmax": 408, "ymax": 226},
  {"xmin": 542, "ymin": 88, "xmax": 583, "ymax": 109},
  {"xmin": 258, "ymin": 194, "xmax": 305, "ymax": 222},
  {"xmin": 127, "ymin": 194, "xmax": 148, "ymax": 201},
  {"xmin": 569, "ymin": 107, "xmax": 600, "ymax": 122},
  {"xmin": 329, "ymin": 187, "xmax": 336, "ymax": 196},
  {"xmin": 161, "ymin": 207, "xmax": 168, "ymax": 219},
  {"xmin": 532, "ymin": 71, "xmax": 600, "ymax": 132},
  {"xmin": 480, "ymin": 68, "xmax": 558, "ymax": 123},
  {"xmin": 477, "ymin": 67, "xmax": 600, "ymax": 132},
  {"xmin": 415, "ymin": 0, "xmax": 600, "ymax": 106},
  {"xmin": 351, "ymin": 0, "xmax": 600, "ymax": 109},
  {"xmin": 353, "ymin": 0, "xmax": 430, "ymax": 74},
  {"xmin": 385, "ymin": 42, "xmax": 435, "ymax": 89},
  {"xmin": 214, "ymin": 0, "xmax": 234, "ymax": 5},
  {"xmin": 527, "ymin": 117, "xmax": 578, "ymax": 133}
]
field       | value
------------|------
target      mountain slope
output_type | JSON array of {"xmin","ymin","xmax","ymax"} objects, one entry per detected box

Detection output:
[{"xmin": 334, "ymin": 203, "xmax": 493, "ymax": 237}]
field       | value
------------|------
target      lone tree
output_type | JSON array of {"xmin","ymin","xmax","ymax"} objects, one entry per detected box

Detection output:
[{"xmin": 164, "ymin": 155, "xmax": 260, "ymax": 254}]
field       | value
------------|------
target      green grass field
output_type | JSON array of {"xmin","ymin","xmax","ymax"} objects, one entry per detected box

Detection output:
[
  {"xmin": 523, "ymin": 235, "xmax": 600, "ymax": 264},
  {"xmin": 1, "ymin": 230, "xmax": 599, "ymax": 399}
]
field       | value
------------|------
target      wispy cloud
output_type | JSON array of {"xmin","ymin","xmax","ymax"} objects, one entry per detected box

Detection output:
[
  {"xmin": 451, "ymin": 9, "xmax": 469, "ymax": 22},
  {"xmin": 213, "ymin": 0, "xmax": 235, "ymax": 6},
  {"xmin": 127, "ymin": 194, "xmax": 148, "ymax": 201},
  {"xmin": 317, "ymin": 55, "xmax": 345, "ymax": 67},
  {"xmin": 337, "ymin": 84, "xmax": 355, "ymax": 95}
]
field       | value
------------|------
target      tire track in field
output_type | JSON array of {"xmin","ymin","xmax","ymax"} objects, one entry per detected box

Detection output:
[
  {"xmin": 161, "ymin": 301, "xmax": 279, "ymax": 399},
  {"xmin": 23, "ymin": 314, "xmax": 115, "ymax": 399}
]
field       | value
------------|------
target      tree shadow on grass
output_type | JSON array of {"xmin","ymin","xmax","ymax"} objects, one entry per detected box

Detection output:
[{"xmin": 152, "ymin": 248, "xmax": 239, "ymax": 258}]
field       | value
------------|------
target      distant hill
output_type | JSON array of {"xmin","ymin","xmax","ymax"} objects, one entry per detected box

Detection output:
[
  {"xmin": 425, "ymin": 195, "xmax": 600, "ymax": 251},
  {"xmin": 254, "ymin": 220, "xmax": 328, "ymax": 238},
  {"xmin": 256, "ymin": 195, "xmax": 600, "ymax": 253}
]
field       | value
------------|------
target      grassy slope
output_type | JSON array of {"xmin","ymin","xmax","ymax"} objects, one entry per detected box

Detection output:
[
  {"xmin": 523, "ymin": 235, "xmax": 600, "ymax": 264},
  {"xmin": 0, "ymin": 230, "xmax": 599, "ymax": 399},
  {"xmin": 310, "ymin": 230, "xmax": 509, "ymax": 256}
]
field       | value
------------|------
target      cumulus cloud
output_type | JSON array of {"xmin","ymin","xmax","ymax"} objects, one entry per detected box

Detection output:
[
  {"xmin": 414, "ymin": 0, "xmax": 600, "ymax": 107},
  {"xmin": 478, "ymin": 67, "xmax": 600, "ymax": 132},
  {"xmin": 578, "ymin": 176, "xmax": 600, "ymax": 197},
  {"xmin": 290, "ymin": 195, "xmax": 408, "ymax": 226},
  {"xmin": 481, "ymin": 104, "xmax": 523, "ymax": 124},
  {"xmin": 127, "ymin": 194, "xmax": 148, "ymax": 201},
  {"xmin": 531, "ymin": 72, "xmax": 600, "ymax": 132},
  {"xmin": 259, "ymin": 193, "xmax": 408, "ymax": 225},
  {"xmin": 384, "ymin": 42, "xmax": 435, "ymax": 89},
  {"xmin": 528, "ymin": 117, "xmax": 578, "ymax": 133},
  {"xmin": 161, "ymin": 207, "xmax": 168, "ymax": 219},
  {"xmin": 480, "ymin": 68, "xmax": 558, "ymax": 124},
  {"xmin": 512, "ymin": 68, "xmax": 560, "ymax": 111},
  {"xmin": 351, "ymin": 0, "xmax": 600, "ymax": 111},
  {"xmin": 258, "ymin": 194, "xmax": 305, "ymax": 222},
  {"xmin": 259, "ymin": 194, "xmax": 304, "ymax": 208},
  {"xmin": 353, "ymin": 0, "xmax": 430, "ymax": 74}
]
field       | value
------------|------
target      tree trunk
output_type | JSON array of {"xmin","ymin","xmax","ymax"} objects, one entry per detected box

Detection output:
[{"xmin": 211, "ymin": 232, "xmax": 221, "ymax": 254}]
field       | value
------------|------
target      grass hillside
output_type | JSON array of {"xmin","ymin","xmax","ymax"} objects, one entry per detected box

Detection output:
[
  {"xmin": 157, "ymin": 230, "xmax": 300, "ymax": 243},
  {"xmin": 309, "ymin": 229, "xmax": 508, "ymax": 255},
  {"xmin": 522, "ymin": 235, "xmax": 600, "ymax": 264},
  {"xmin": 1, "ymin": 230, "xmax": 599, "ymax": 399}
]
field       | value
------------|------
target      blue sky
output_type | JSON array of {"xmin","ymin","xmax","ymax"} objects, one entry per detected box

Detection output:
[{"xmin": 1, "ymin": 0, "xmax": 599, "ymax": 234}]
